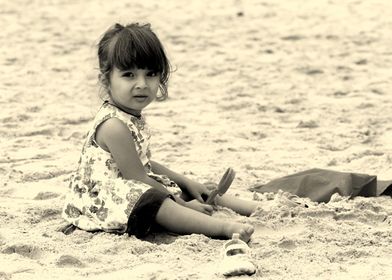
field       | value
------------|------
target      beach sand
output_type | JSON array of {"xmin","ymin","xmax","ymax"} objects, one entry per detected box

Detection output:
[{"xmin": 1, "ymin": 0, "xmax": 392, "ymax": 279}]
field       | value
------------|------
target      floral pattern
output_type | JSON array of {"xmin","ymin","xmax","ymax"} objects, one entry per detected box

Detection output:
[{"xmin": 62, "ymin": 102, "xmax": 177, "ymax": 233}]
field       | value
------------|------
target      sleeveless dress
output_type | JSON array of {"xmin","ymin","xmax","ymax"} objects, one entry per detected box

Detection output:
[{"xmin": 62, "ymin": 102, "xmax": 178, "ymax": 234}]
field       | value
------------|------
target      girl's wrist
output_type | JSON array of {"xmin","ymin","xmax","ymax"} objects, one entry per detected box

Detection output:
[{"xmin": 174, "ymin": 195, "xmax": 186, "ymax": 206}]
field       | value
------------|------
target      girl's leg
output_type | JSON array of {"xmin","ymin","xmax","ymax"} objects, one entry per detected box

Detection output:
[
  {"xmin": 156, "ymin": 198, "xmax": 254, "ymax": 242},
  {"xmin": 215, "ymin": 194, "xmax": 259, "ymax": 216}
]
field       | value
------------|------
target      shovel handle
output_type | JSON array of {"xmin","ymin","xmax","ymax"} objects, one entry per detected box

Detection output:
[{"xmin": 205, "ymin": 168, "xmax": 235, "ymax": 205}]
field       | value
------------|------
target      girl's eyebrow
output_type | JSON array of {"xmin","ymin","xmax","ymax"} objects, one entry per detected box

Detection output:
[
  {"xmin": 119, "ymin": 68, "xmax": 135, "ymax": 72},
  {"xmin": 121, "ymin": 68, "xmax": 157, "ymax": 73},
  {"xmin": 118, "ymin": 69, "xmax": 136, "ymax": 74}
]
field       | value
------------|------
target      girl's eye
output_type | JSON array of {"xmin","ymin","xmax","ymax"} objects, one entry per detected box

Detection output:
[
  {"xmin": 122, "ymin": 72, "xmax": 135, "ymax": 78},
  {"xmin": 147, "ymin": 71, "xmax": 158, "ymax": 77}
]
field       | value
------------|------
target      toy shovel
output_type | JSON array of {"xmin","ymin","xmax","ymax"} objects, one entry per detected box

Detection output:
[{"xmin": 206, "ymin": 168, "xmax": 236, "ymax": 205}]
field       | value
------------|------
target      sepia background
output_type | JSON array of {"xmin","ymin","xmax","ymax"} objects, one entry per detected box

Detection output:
[{"xmin": 1, "ymin": 0, "xmax": 392, "ymax": 279}]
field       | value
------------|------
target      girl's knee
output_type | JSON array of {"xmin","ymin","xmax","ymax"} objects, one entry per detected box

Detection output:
[{"xmin": 127, "ymin": 189, "xmax": 174, "ymax": 238}]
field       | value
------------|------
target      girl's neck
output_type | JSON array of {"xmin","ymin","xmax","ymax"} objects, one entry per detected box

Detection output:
[{"xmin": 105, "ymin": 100, "xmax": 142, "ymax": 118}]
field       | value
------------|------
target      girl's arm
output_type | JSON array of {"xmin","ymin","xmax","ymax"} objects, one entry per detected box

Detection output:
[
  {"xmin": 96, "ymin": 118, "xmax": 170, "ymax": 195},
  {"xmin": 150, "ymin": 160, "xmax": 209, "ymax": 202},
  {"xmin": 96, "ymin": 118, "xmax": 210, "ymax": 213}
]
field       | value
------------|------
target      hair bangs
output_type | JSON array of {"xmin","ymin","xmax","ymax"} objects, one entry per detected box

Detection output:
[{"xmin": 111, "ymin": 29, "xmax": 165, "ymax": 73}]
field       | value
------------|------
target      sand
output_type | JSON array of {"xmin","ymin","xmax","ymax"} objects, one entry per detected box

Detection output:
[{"xmin": 1, "ymin": 0, "xmax": 392, "ymax": 279}]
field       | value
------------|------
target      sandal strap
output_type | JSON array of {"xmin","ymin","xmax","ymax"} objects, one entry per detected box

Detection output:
[{"xmin": 223, "ymin": 242, "xmax": 249, "ymax": 256}]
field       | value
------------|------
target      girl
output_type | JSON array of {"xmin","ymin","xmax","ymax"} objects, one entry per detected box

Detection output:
[{"xmin": 62, "ymin": 23, "xmax": 258, "ymax": 242}]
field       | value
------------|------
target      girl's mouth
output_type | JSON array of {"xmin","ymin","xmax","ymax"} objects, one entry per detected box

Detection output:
[{"xmin": 134, "ymin": 95, "xmax": 148, "ymax": 102}]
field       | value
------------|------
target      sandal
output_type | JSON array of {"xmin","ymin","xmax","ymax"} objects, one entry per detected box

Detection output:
[{"xmin": 218, "ymin": 233, "xmax": 256, "ymax": 277}]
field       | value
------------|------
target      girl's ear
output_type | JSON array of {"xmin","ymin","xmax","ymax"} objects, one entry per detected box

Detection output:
[
  {"xmin": 98, "ymin": 73, "xmax": 105, "ymax": 84},
  {"xmin": 99, "ymin": 73, "xmax": 110, "ymax": 90}
]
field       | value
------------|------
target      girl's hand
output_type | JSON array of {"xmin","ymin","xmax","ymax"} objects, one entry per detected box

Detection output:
[
  {"xmin": 184, "ymin": 199, "xmax": 213, "ymax": 215},
  {"xmin": 184, "ymin": 181, "xmax": 210, "ymax": 203}
]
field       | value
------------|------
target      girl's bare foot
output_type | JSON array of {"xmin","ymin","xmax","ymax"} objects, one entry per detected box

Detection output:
[{"xmin": 224, "ymin": 222, "xmax": 254, "ymax": 242}]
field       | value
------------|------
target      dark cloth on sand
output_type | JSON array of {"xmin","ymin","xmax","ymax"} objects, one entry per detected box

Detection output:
[{"xmin": 250, "ymin": 168, "xmax": 392, "ymax": 203}]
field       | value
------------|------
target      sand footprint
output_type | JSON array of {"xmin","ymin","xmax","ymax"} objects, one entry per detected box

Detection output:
[
  {"xmin": 56, "ymin": 255, "xmax": 85, "ymax": 268},
  {"xmin": 281, "ymin": 35, "xmax": 305, "ymax": 41},
  {"xmin": 296, "ymin": 66, "xmax": 324, "ymax": 76},
  {"xmin": 0, "ymin": 272, "xmax": 11, "ymax": 280},
  {"xmin": 277, "ymin": 237, "xmax": 297, "ymax": 250},
  {"xmin": 2, "ymin": 244, "xmax": 41, "ymax": 259},
  {"xmin": 61, "ymin": 116, "xmax": 91, "ymax": 125},
  {"xmin": 24, "ymin": 207, "xmax": 61, "ymax": 224},
  {"xmin": 297, "ymin": 120, "xmax": 319, "ymax": 128},
  {"xmin": 34, "ymin": 192, "xmax": 60, "ymax": 200}
]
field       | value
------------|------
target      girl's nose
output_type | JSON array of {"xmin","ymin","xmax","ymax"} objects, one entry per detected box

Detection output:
[{"xmin": 135, "ymin": 75, "xmax": 147, "ymax": 89}]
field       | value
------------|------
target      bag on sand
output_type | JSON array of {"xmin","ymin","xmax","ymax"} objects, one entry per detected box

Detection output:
[{"xmin": 249, "ymin": 168, "xmax": 392, "ymax": 203}]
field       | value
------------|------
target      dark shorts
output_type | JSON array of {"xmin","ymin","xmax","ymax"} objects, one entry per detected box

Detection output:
[{"xmin": 126, "ymin": 188, "xmax": 175, "ymax": 238}]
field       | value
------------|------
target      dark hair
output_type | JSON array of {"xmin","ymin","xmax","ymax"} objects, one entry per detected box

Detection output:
[{"xmin": 97, "ymin": 23, "xmax": 171, "ymax": 100}]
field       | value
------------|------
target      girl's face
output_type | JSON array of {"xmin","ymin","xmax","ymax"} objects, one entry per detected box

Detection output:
[{"xmin": 108, "ymin": 67, "xmax": 160, "ymax": 116}]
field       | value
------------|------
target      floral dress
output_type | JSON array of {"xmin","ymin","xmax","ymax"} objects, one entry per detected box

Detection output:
[{"xmin": 62, "ymin": 102, "xmax": 178, "ymax": 234}]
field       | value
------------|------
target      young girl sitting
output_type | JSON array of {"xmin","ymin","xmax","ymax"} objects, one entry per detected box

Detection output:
[{"xmin": 62, "ymin": 23, "xmax": 258, "ymax": 242}]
